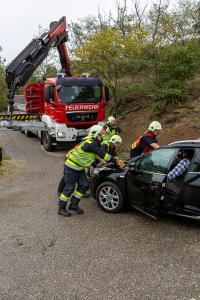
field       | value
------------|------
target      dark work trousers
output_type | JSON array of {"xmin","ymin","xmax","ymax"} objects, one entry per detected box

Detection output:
[
  {"xmin": 57, "ymin": 176, "xmax": 65, "ymax": 195},
  {"xmin": 58, "ymin": 165, "xmax": 90, "ymax": 198}
]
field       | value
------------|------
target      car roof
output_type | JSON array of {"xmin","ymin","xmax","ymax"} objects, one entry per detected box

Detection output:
[{"xmin": 166, "ymin": 139, "xmax": 200, "ymax": 148}]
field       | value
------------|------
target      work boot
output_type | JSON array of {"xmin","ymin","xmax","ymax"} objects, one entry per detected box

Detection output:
[
  {"xmin": 82, "ymin": 190, "xmax": 91, "ymax": 198},
  {"xmin": 68, "ymin": 196, "xmax": 84, "ymax": 214},
  {"xmin": 58, "ymin": 199, "xmax": 71, "ymax": 217}
]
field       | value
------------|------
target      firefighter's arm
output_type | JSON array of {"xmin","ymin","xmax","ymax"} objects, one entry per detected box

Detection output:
[
  {"xmin": 103, "ymin": 153, "xmax": 126, "ymax": 169},
  {"xmin": 99, "ymin": 150, "xmax": 126, "ymax": 168},
  {"xmin": 82, "ymin": 142, "xmax": 125, "ymax": 168},
  {"xmin": 150, "ymin": 143, "xmax": 160, "ymax": 149},
  {"xmin": 82, "ymin": 142, "xmax": 115, "ymax": 162}
]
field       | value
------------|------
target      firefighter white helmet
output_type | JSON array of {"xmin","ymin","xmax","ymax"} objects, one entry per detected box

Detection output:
[
  {"xmin": 107, "ymin": 116, "xmax": 116, "ymax": 124},
  {"xmin": 88, "ymin": 125, "xmax": 103, "ymax": 137},
  {"xmin": 109, "ymin": 135, "xmax": 122, "ymax": 144},
  {"xmin": 148, "ymin": 121, "xmax": 162, "ymax": 131}
]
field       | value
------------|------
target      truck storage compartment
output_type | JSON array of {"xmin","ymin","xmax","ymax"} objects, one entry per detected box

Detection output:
[{"xmin": 26, "ymin": 83, "xmax": 45, "ymax": 113}]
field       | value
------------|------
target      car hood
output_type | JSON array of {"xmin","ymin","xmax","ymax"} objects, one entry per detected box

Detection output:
[{"xmin": 92, "ymin": 162, "xmax": 128, "ymax": 177}]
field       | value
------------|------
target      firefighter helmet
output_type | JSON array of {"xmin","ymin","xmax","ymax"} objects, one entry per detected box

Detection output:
[
  {"xmin": 109, "ymin": 135, "xmax": 122, "ymax": 144},
  {"xmin": 88, "ymin": 125, "xmax": 103, "ymax": 137},
  {"xmin": 107, "ymin": 116, "xmax": 116, "ymax": 124},
  {"xmin": 148, "ymin": 121, "xmax": 162, "ymax": 131}
]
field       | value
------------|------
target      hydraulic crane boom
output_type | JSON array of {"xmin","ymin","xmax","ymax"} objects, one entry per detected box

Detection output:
[{"xmin": 5, "ymin": 16, "xmax": 71, "ymax": 112}]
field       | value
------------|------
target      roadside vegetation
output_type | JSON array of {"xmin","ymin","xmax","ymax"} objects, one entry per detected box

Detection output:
[
  {"xmin": 0, "ymin": 144, "xmax": 7, "ymax": 175},
  {"xmin": 0, "ymin": 47, "xmax": 7, "ymax": 112},
  {"xmin": 1, "ymin": 0, "xmax": 200, "ymax": 115},
  {"xmin": 70, "ymin": 0, "xmax": 200, "ymax": 113},
  {"xmin": 0, "ymin": 142, "xmax": 21, "ymax": 177}
]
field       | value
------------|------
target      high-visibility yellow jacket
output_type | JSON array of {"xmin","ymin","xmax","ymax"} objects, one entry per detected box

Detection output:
[
  {"xmin": 65, "ymin": 138, "xmax": 115, "ymax": 171},
  {"xmin": 102, "ymin": 123, "xmax": 121, "ymax": 143}
]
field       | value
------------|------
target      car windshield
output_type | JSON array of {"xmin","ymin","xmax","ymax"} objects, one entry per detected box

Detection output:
[{"xmin": 58, "ymin": 85, "xmax": 101, "ymax": 103}]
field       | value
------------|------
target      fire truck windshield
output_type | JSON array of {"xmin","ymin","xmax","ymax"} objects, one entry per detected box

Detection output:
[{"xmin": 58, "ymin": 85, "xmax": 101, "ymax": 103}]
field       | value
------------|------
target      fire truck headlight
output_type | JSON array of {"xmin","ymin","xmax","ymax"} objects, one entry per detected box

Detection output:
[{"xmin": 57, "ymin": 132, "xmax": 66, "ymax": 138}]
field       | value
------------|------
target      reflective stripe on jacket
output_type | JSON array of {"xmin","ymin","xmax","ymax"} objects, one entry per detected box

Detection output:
[{"xmin": 65, "ymin": 137, "xmax": 93, "ymax": 160}]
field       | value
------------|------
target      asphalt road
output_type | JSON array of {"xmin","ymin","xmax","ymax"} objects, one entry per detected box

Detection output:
[{"xmin": 0, "ymin": 131, "xmax": 200, "ymax": 300}]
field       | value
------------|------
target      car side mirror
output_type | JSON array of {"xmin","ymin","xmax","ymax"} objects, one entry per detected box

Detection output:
[
  {"xmin": 105, "ymin": 86, "xmax": 110, "ymax": 102},
  {"xmin": 56, "ymin": 84, "xmax": 62, "ymax": 92},
  {"xmin": 44, "ymin": 86, "xmax": 51, "ymax": 103},
  {"xmin": 44, "ymin": 85, "xmax": 55, "ymax": 103}
]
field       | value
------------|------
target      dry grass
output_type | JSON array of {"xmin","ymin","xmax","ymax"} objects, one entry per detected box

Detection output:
[{"xmin": 0, "ymin": 159, "xmax": 25, "ymax": 178}]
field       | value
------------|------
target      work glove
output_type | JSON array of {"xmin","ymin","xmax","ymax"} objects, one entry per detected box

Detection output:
[
  {"xmin": 117, "ymin": 159, "xmax": 126, "ymax": 169},
  {"xmin": 96, "ymin": 159, "xmax": 107, "ymax": 168}
]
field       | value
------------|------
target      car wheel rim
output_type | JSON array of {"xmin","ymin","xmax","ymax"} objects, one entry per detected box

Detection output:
[{"xmin": 99, "ymin": 186, "xmax": 119, "ymax": 210}]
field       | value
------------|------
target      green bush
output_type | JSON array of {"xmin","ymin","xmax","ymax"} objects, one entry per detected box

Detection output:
[
  {"xmin": 154, "ymin": 87, "xmax": 186, "ymax": 110},
  {"xmin": 152, "ymin": 43, "xmax": 198, "ymax": 110},
  {"xmin": 118, "ymin": 82, "xmax": 141, "ymax": 100},
  {"xmin": 0, "ymin": 64, "xmax": 7, "ymax": 112},
  {"xmin": 117, "ymin": 80, "xmax": 151, "ymax": 103}
]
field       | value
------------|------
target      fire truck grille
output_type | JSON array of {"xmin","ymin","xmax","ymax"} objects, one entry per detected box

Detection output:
[{"xmin": 66, "ymin": 112, "xmax": 98, "ymax": 123}]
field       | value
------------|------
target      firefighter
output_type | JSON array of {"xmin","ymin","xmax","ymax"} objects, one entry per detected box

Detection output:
[
  {"xmin": 57, "ymin": 125, "xmax": 103, "ymax": 197},
  {"xmin": 130, "ymin": 121, "xmax": 162, "ymax": 158},
  {"xmin": 83, "ymin": 134, "xmax": 124, "ymax": 198},
  {"xmin": 102, "ymin": 134, "xmax": 122, "ymax": 158},
  {"xmin": 58, "ymin": 127, "xmax": 121, "ymax": 217},
  {"xmin": 102, "ymin": 116, "xmax": 121, "ymax": 143}
]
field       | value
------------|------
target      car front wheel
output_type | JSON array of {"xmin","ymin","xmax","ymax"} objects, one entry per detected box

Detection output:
[{"xmin": 96, "ymin": 181, "xmax": 124, "ymax": 213}]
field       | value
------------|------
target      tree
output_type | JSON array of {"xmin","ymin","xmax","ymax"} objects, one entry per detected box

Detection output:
[
  {"xmin": 71, "ymin": 0, "xmax": 200, "ymax": 112},
  {"xmin": 75, "ymin": 27, "xmax": 143, "ymax": 111},
  {"xmin": 0, "ymin": 46, "xmax": 7, "ymax": 112}
]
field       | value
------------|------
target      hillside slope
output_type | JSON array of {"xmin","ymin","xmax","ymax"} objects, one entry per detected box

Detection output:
[{"xmin": 109, "ymin": 84, "xmax": 200, "ymax": 158}]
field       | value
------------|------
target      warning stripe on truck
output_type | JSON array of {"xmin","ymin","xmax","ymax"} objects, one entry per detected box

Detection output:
[{"xmin": 0, "ymin": 114, "xmax": 41, "ymax": 121}]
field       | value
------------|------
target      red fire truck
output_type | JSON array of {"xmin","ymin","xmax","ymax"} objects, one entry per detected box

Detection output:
[{"xmin": 0, "ymin": 17, "xmax": 109, "ymax": 151}]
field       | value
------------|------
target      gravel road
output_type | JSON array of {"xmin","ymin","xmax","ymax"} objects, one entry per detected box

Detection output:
[{"xmin": 0, "ymin": 131, "xmax": 200, "ymax": 300}]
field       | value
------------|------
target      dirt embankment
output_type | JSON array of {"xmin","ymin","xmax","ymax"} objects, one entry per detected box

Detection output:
[{"xmin": 108, "ymin": 79, "xmax": 200, "ymax": 158}]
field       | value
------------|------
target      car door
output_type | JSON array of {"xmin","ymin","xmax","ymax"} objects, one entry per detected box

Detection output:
[
  {"xmin": 182, "ymin": 149, "xmax": 200, "ymax": 214},
  {"xmin": 126, "ymin": 148, "xmax": 177, "ymax": 216}
]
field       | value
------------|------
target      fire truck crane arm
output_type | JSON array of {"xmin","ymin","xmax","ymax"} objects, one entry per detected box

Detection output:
[{"xmin": 5, "ymin": 16, "xmax": 71, "ymax": 112}]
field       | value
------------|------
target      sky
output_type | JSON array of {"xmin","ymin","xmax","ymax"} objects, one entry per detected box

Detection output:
[{"xmin": 0, "ymin": 0, "xmax": 174, "ymax": 63}]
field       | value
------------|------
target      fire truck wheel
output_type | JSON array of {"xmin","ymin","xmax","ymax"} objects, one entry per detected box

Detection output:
[{"xmin": 42, "ymin": 132, "xmax": 56, "ymax": 152}]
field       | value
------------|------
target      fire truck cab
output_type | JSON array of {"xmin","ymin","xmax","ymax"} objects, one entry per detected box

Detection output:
[{"xmin": 26, "ymin": 76, "xmax": 108, "ymax": 151}]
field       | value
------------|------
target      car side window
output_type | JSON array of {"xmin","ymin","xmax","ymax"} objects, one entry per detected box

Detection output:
[{"xmin": 138, "ymin": 149, "xmax": 176, "ymax": 174}]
